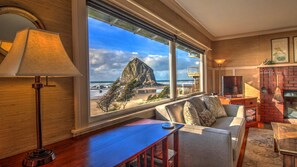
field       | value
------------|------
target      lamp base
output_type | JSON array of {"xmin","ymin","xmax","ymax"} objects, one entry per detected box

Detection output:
[{"xmin": 22, "ymin": 149, "xmax": 55, "ymax": 167}]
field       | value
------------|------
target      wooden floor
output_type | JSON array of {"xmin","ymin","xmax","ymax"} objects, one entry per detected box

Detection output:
[
  {"xmin": 236, "ymin": 128, "xmax": 249, "ymax": 167},
  {"xmin": 236, "ymin": 123, "xmax": 265, "ymax": 167}
]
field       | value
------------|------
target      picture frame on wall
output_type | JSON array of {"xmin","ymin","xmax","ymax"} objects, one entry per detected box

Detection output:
[
  {"xmin": 294, "ymin": 36, "xmax": 297, "ymax": 63},
  {"xmin": 271, "ymin": 37, "xmax": 289, "ymax": 63}
]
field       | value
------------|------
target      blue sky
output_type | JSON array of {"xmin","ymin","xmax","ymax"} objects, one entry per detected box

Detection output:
[{"xmin": 88, "ymin": 17, "xmax": 198, "ymax": 82}]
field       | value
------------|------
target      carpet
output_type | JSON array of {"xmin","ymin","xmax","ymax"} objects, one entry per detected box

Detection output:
[{"xmin": 242, "ymin": 128, "xmax": 282, "ymax": 167}]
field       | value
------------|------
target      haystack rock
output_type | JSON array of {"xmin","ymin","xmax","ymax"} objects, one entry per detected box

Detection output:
[{"xmin": 120, "ymin": 58, "xmax": 157, "ymax": 86}]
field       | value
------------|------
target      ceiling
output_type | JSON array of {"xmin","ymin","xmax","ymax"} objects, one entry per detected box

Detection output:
[{"xmin": 174, "ymin": 0, "xmax": 297, "ymax": 40}]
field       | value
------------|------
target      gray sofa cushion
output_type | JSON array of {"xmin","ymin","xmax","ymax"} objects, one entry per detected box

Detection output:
[
  {"xmin": 188, "ymin": 96, "xmax": 206, "ymax": 111},
  {"xmin": 183, "ymin": 101, "xmax": 201, "ymax": 126},
  {"xmin": 155, "ymin": 104, "xmax": 171, "ymax": 121},
  {"xmin": 165, "ymin": 102, "xmax": 186, "ymax": 123},
  {"xmin": 212, "ymin": 117, "xmax": 245, "ymax": 160},
  {"xmin": 197, "ymin": 109, "xmax": 216, "ymax": 127},
  {"xmin": 188, "ymin": 97, "xmax": 216, "ymax": 126},
  {"xmin": 203, "ymin": 96, "xmax": 227, "ymax": 118}
]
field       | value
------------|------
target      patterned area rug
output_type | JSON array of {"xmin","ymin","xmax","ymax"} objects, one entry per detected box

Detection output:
[{"xmin": 242, "ymin": 128, "xmax": 282, "ymax": 167}]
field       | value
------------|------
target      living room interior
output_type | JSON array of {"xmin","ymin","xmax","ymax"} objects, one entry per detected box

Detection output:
[{"xmin": 1, "ymin": 0, "xmax": 297, "ymax": 167}]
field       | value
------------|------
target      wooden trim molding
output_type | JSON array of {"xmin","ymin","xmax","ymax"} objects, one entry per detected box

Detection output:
[
  {"xmin": 72, "ymin": 0, "xmax": 90, "ymax": 130},
  {"xmin": 258, "ymin": 63, "xmax": 297, "ymax": 68},
  {"xmin": 210, "ymin": 65, "xmax": 258, "ymax": 70},
  {"xmin": 215, "ymin": 26, "xmax": 297, "ymax": 41}
]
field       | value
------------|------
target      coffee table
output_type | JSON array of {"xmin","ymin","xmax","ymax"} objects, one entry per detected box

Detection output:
[{"xmin": 271, "ymin": 122, "xmax": 297, "ymax": 167}]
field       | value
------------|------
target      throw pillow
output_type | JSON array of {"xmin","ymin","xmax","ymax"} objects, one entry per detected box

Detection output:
[
  {"xmin": 196, "ymin": 108, "xmax": 216, "ymax": 127},
  {"xmin": 188, "ymin": 97, "xmax": 216, "ymax": 126},
  {"xmin": 183, "ymin": 101, "xmax": 201, "ymax": 126},
  {"xmin": 188, "ymin": 97, "xmax": 207, "ymax": 112},
  {"xmin": 203, "ymin": 96, "xmax": 227, "ymax": 118}
]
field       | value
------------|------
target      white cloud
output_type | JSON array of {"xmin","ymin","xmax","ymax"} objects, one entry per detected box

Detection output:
[
  {"xmin": 89, "ymin": 49, "xmax": 195, "ymax": 81},
  {"xmin": 143, "ymin": 55, "xmax": 169, "ymax": 71},
  {"xmin": 89, "ymin": 49, "xmax": 137, "ymax": 81}
]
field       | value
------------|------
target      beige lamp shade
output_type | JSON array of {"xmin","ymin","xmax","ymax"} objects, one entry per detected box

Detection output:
[
  {"xmin": 0, "ymin": 40, "xmax": 12, "ymax": 55},
  {"xmin": 214, "ymin": 59, "xmax": 226, "ymax": 65},
  {"xmin": 0, "ymin": 28, "xmax": 81, "ymax": 77}
]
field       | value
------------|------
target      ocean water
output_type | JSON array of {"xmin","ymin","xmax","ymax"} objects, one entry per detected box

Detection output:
[{"xmin": 89, "ymin": 80, "xmax": 194, "ymax": 99}]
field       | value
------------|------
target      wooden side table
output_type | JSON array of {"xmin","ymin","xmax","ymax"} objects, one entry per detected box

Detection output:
[
  {"xmin": 120, "ymin": 119, "xmax": 184, "ymax": 167},
  {"xmin": 0, "ymin": 119, "xmax": 184, "ymax": 167},
  {"xmin": 220, "ymin": 96, "xmax": 259, "ymax": 127}
]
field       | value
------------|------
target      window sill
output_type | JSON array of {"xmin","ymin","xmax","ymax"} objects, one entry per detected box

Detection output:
[
  {"xmin": 72, "ymin": 98, "xmax": 174, "ymax": 136},
  {"xmin": 72, "ymin": 92, "xmax": 205, "ymax": 137},
  {"xmin": 176, "ymin": 91, "xmax": 204, "ymax": 100},
  {"xmin": 71, "ymin": 107, "xmax": 155, "ymax": 137},
  {"xmin": 88, "ymin": 98, "xmax": 172, "ymax": 123}
]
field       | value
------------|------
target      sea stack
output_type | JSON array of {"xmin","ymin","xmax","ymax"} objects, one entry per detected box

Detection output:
[{"xmin": 120, "ymin": 57, "xmax": 157, "ymax": 86}]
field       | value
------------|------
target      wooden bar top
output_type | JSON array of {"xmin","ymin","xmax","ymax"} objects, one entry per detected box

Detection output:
[{"xmin": 0, "ymin": 119, "xmax": 183, "ymax": 167}]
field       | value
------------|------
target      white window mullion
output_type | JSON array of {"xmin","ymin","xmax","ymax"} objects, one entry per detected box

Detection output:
[
  {"xmin": 200, "ymin": 54, "xmax": 205, "ymax": 93},
  {"xmin": 169, "ymin": 41, "xmax": 177, "ymax": 100}
]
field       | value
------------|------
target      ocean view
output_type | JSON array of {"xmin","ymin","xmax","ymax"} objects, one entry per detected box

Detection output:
[
  {"xmin": 88, "ymin": 14, "xmax": 201, "ymax": 116},
  {"xmin": 90, "ymin": 80, "xmax": 195, "ymax": 99}
]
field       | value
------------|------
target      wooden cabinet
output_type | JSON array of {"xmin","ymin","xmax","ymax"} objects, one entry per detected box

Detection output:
[{"xmin": 220, "ymin": 97, "xmax": 259, "ymax": 127}]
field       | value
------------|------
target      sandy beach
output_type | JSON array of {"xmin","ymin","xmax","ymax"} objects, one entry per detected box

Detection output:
[
  {"xmin": 90, "ymin": 86, "xmax": 165, "ymax": 116},
  {"xmin": 90, "ymin": 84, "xmax": 197, "ymax": 116}
]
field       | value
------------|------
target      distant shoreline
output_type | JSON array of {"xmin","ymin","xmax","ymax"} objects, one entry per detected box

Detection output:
[
  {"xmin": 90, "ymin": 79, "xmax": 194, "ymax": 83},
  {"xmin": 90, "ymin": 80, "xmax": 196, "ymax": 100}
]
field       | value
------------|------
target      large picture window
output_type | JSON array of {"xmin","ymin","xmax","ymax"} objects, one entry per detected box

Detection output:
[
  {"xmin": 88, "ymin": 8, "xmax": 170, "ymax": 117},
  {"xmin": 86, "ymin": 1, "xmax": 205, "ymax": 121},
  {"xmin": 176, "ymin": 44, "xmax": 202, "ymax": 97}
]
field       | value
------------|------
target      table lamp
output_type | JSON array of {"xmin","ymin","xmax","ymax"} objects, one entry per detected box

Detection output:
[{"xmin": 0, "ymin": 28, "xmax": 81, "ymax": 166}]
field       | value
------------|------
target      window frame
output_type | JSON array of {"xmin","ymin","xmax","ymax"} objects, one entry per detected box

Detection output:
[
  {"xmin": 72, "ymin": 0, "xmax": 207, "ymax": 135},
  {"xmin": 175, "ymin": 42, "xmax": 204, "ymax": 97}
]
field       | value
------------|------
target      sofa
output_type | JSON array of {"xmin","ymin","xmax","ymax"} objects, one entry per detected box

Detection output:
[{"xmin": 155, "ymin": 95, "xmax": 246, "ymax": 167}]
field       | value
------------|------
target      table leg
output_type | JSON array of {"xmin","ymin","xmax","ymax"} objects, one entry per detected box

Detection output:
[
  {"xmin": 274, "ymin": 138, "xmax": 278, "ymax": 153},
  {"xmin": 125, "ymin": 162, "xmax": 130, "ymax": 167},
  {"xmin": 143, "ymin": 152, "xmax": 147, "ymax": 167},
  {"xmin": 162, "ymin": 137, "xmax": 169, "ymax": 167},
  {"xmin": 174, "ymin": 131, "xmax": 179, "ymax": 167},
  {"xmin": 150, "ymin": 147, "xmax": 154, "ymax": 167},
  {"xmin": 137, "ymin": 155, "xmax": 141, "ymax": 167}
]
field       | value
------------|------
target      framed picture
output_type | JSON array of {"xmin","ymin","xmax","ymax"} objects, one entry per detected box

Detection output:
[
  {"xmin": 271, "ymin": 37, "xmax": 289, "ymax": 63},
  {"xmin": 293, "ymin": 37, "xmax": 297, "ymax": 63}
]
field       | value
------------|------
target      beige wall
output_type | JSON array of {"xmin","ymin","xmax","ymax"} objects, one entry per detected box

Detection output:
[
  {"xmin": 211, "ymin": 30, "xmax": 297, "ymax": 97},
  {"xmin": 0, "ymin": 0, "xmax": 73, "ymax": 159}
]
